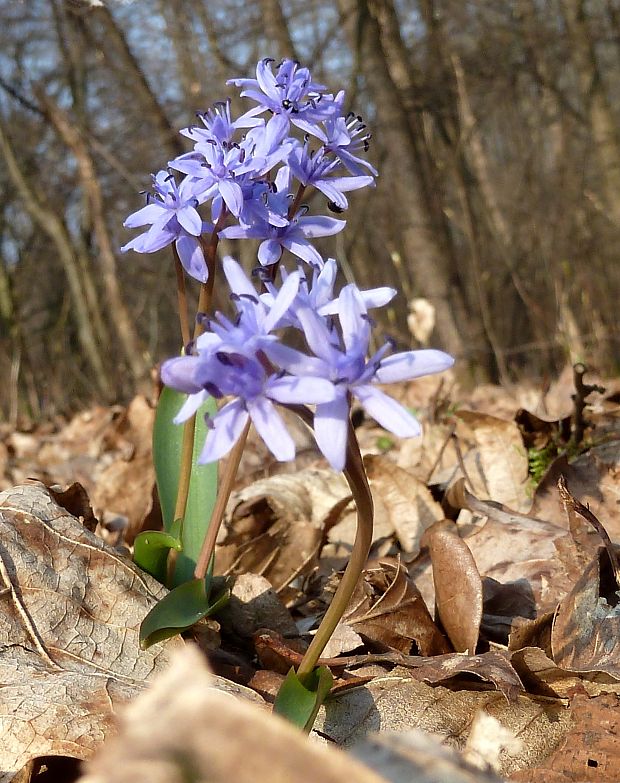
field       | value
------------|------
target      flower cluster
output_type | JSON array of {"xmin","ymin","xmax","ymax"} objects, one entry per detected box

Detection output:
[
  {"xmin": 123, "ymin": 58, "xmax": 454, "ymax": 470},
  {"xmin": 122, "ymin": 58, "xmax": 375, "ymax": 280}
]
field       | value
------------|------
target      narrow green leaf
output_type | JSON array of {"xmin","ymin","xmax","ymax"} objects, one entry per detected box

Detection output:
[
  {"xmin": 152, "ymin": 385, "xmax": 219, "ymax": 585},
  {"xmin": 139, "ymin": 577, "xmax": 230, "ymax": 650},
  {"xmin": 133, "ymin": 520, "xmax": 182, "ymax": 582},
  {"xmin": 273, "ymin": 666, "xmax": 334, "ymax": 733}
]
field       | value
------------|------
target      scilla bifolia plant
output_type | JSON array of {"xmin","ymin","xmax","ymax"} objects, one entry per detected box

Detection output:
[{"xmin": 122, "ymin": 58, "xmax": 454, "ymax": 729}]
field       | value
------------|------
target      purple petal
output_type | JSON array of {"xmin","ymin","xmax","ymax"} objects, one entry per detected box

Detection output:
[
  {"xmin": 314, "ymin": 396, "xmax": 350, "ymax": 471},
  {"xmin": 281, "ymin": 237, "xmax": 324, "ymax": 267},
  {"xmin": 222, "ymin": 255, "xmax": 256, "ymax": 298},
  {"xmin": 353, "ymin": 385, "xmax": 421, "ymax": 437},
  {"xmin": 121, "ymin": 223, "xmax": 175, "ymax": 254},
  {"xmin": 218, "ymin": 179, "xmax": 245, "ymax": 217},
  {"xmin": 123, "ymin": 203, "xmax": 166, "ymax": 228},
  {"xmin": 375, "ymin": 349, "xmax": 454, "ymax": 384},
  {"xmin": 297, "ymin": 307, "xmax": 339, "ymax": 363},
  {"xmin": 338, "ymin": 285, "xmax": 370, "ymax": 354},
  {"xmin": 255, "ymin": 58, "xmax": 278, "ymax": 98},
  {"xmin": 329, "ymin": 175, "xmax": 375, "ymax": 192},
  {"xmin": 263, "ymin": 343, "xmax": 328, "ymax": 376},
  {"xmin": 267, "ymin": 375, "xmax": 335, "ymax": 404},
  {"xmin": 173, "ymin": 390, "xmax": 209, "ymax": 424},
  {"xmin": 298, "ymin": 215, "xmax": 346, "ymax": 238},
  {"xmin": 262, "ymin": 270, "xmax": 300, "ymax": 332},
  {"xmin": 176, "ymin": 205, "xmax": 203, "ymax": 236},
  {"xmin": 199, "ymin": 400, "xmax": 249, "ymax": 463},
  {"xmin": 175, "ymin": 235, "xmax": 208, "ymax": 283},
  {"xmin": 258, "ymin": 239, "xmax": 283, "ymax": 266},
  {"xmin": 247, "ymin": 397, "xmax": 295, "ymax": 461},
  {"xmin": 161, "ymin": 356, "xmax": 204, "ymax": 395}
]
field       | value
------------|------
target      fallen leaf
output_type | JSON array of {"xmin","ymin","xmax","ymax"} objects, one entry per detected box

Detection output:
[
  {"xmin": 364, "ymin": 454, "xmax": 444, "ymax": 556},
  {"xmin": 78, "ymin": 646, "xmax": 385, "ymax": 783},
  {"xmin": 315, "ymin": 674, "xmax": 570, "ymax": 777},
  {"xmin": 429, "ymin": 522, "xmax": 482, "ymax": 654},
  {"xmin": 351, "ymin": 728, "xmax": 506, "ymax": 783},
  {"xmin": 509, "ymin": 693, "xmax": 620, "ymax": 782},
  {"xmin": 336, "ymin": 557, "xmax": 451, "ymax": 655},
  {"xmin": 0, "ymin": 481, "xmax": 183, "ymax": 780},
  {"xmin": 455, "ymin": 410, "xmax": 530, "ymax": 512},
  {"xmin": 551, "ymin": 548, "xmax": 620, "ymax": 677}
]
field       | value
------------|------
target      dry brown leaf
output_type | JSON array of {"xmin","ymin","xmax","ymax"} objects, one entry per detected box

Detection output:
[
  {"xmin": 315, "ymin": 674, "xmax": 570, "ymax": 777},
  {"xmin": 364, "ymin": 454, "xmax": 444, "ymax": 556},
  {"xmin": 482, "ymin": 577, "xmax": 537, "ymax": 645},
  {"xmin": 216, "ymin": 469, "xmax": 350, "ymax": 595},
  {"xmin": 510, "ymin": 646, "xmax": 620, "ymax": 699},
  {"xmin": 0, "ymin": 480, "xmax": 183, "ymax": 780},
  {"xmin": 509, "ymin": 693, "xmax": 620, "ymax": 782},
  {"xmin": 551, "ymin": 548, "xmax": 620, "ymax": 677},
  {"xmin": 429, "ymin": 522, "xmax": 482, "ymax": 654},
  {"xmin": 448, "ymin": 481, "xmax": 574, "ymax": 613},
  {"xmin": 79, "ymin": 645, "xmax": 386, "ymax": 783},
  {"xmin": 455, "ymin": 410, "xmax": 530, "ymax": 512},
  {"xmin": 351, "ymin": 729, "xmax": 506, "ymax": 783},
  {"xmin": 220, "ymin": 573, "xmax": 298, "ymax": 640},
  {"xmin": 337, "ymin": 557, "xmax": 451, "ymax": 655},
  {"xmin": 532, "ymin": 447, "xmax": 620, "ymax": 543}
]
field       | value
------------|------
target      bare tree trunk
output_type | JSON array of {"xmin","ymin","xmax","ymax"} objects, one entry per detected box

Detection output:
[
  {"xmin": 352, "ymin": 0, "xmax": 482, "ymax": 371},
  {"xmin": 37, "ymin": 89, "xmax": 148, "ymax": 384},
  {"xmin": 87, "ymin": 5, "xmax": 184, "ymax": 158},
  {"xmin": 0, "ymin": 116, "xmax": 113, "ymax": 399},
  {"xmin": 260, "ymin": 0, "xmax": 298, "ymax": 60},
  {"xmin": 562, "ymin": 0, "xmax": 620, "ymax": 224},
  {"xmin": 160, "ymin": 0, "xmax": 208, "ymax": 108}
]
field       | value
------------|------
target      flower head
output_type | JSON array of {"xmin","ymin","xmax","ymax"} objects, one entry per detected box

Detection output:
[{"xmin": 121, "ymin": 170, "xmax": 211, "ymax": 282}]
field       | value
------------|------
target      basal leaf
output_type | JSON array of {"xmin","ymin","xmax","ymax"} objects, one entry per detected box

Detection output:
[
  {"xmin": 140, "ymin": 577, "xmax": 230, "ymax": 650},
  {"xmin": 152, "ymin": 385, "xmax": 219, "ymax": 585},
  {"xmin": 133, "ymin": 520, "xmax": 182, "ymax": 582},
  {"xmin": 273, "ymin": 666, "xmax": 333, "ymax": 733}
]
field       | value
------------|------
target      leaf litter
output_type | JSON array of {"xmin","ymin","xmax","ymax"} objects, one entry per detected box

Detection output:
[{"xmin": 2, "ymin": 365, "xmax": 620, "ymax": 781}]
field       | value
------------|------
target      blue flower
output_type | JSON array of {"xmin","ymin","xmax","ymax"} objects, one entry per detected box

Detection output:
[
  {"xmin": 161, "ymin": 348, "xmax": 335, "ymax": 463},
  {"xmin": 287, "ymin": 141, "xmax": 374, "ymax": 211},
  {"xmin": 228, "ymin": 58, "xmax": 343, "ymax": 137},
  {"xmin": 220, "ymin": 210, "xmax": 345, "ymax": 268},
  {"xmin": 265, "ymin": 285, "xmax": 454, "ymax": 470},
  {"xmin": 121, "ymin": 171, "xmax": 212, "ymax": 282}
]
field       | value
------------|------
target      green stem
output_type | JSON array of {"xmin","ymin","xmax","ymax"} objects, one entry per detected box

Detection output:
[{"xmin": 292, "ymin": 405, "xmax": 374, "ymax": 678}]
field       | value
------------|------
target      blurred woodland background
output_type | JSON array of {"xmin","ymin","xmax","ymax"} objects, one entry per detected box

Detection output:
[{"xmin": 1, "ymin": 0, "xmax": 620, "ymax": 421}]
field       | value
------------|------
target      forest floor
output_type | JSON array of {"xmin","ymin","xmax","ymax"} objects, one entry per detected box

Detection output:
[{"xmin": 1, "ymin": 363, "xmax": 619, "ymax": 783}]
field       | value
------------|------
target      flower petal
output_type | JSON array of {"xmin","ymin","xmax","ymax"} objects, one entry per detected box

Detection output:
[
  {"xmin": 338, "ymin": 284, "xmax": 370, "ymax": 354},
  {"xmin": 314, "ymin": 396, "xmax": 350, "ymax": 471},
  {"xmin": 173, "ymin": 390, "xmax": 208, "ymax": 424},
  {"xmin": 353, "ymin": 385, "xmax": 421, "ymax": 438},
  {"xmin": 267, "ymin": 375, "xmax": 335, "ymax": 404},
  {"xmin": 262, "ymin": 269, "xmax": 299, "ymax": 332},
  {"xmin": 176, "ymin": 205, "xmax": 203, "ymax": 236},
  {"xmin": 258, "ymin": 239, "xmax": 282, "ymax": 265},
  {"xmin": 161, "ymin": 356, "xmax": 204, "ymax": 394},
  {"xmin": 298, "ymin": 215, "xmax": 346, "ymax": 238},
  {"xmin": 375, "ymin": 349, "xmax": 454, "ymax": 384},
  {"xmin": 218, "ymin": 179, "xmax": 245, "ymax": 217},
  {"xmin": 175, "ymin": 235, "xmax": 208, "ymax": 283},
  {"xmin": 123, "ymin": 203, "xmax": 166, "ymax": 228},
  {"xmin": 247, "ymin": 397, "xmax": 295, "ymax": 461},
  {"xmin": 199, "ymin": 400, "xmax": 249, "ymax": 463}
]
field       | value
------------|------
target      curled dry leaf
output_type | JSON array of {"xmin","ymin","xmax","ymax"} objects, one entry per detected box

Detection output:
[
  {"xmin": 336, "ymin": 557, "xmax": 451, "ymax": 656},
  {"xmin": 363, "ymin": 455, "xmax": 444, "ymax": 556},
  {"xmin": 447, "ymin": 480, "xmax": 574, "ymax": 613},
  {"xmin": 79, "ymin": 645, "xmax": 384, "ymax": 783},
  {"xmin": 428, "ymin": 521, "xmax": 482, "ymax": 654},
  {"xmin": 0, "ymin": 481, "xmax": 183, "ymax": 781},
  {"xmin": 551, "ymin": 548, "xmax": 620, "ymax": 677},
  {"xmin": 216, "ymin": 468, "xmax": 350, "ymax": 595},
  {"xmin": 454, "ymin": 410, "xmax": 530, "ymax": 512}
]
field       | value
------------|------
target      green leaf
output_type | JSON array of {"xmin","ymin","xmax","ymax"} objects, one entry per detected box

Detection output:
[
  {"xmin": 133, "ymin": 519, "xmax": 182, "ymax": 582},
  {"xmin": 273, "ymin": 666, "xmax": 334, "ymax": 733},
  {"xmin": 152, "ymin": 385, "xmax": 219, "ymax": 585},
  {"xmin": 139, "ymin": 577, "xmax": 230, "ymax": 650}
]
